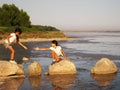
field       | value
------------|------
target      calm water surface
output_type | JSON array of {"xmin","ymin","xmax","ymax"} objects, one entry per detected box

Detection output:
[{"xmin": 0, "ymin": 32, "xmax": 120, "ymax": 90}]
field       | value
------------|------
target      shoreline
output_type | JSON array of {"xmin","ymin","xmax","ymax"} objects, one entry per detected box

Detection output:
[
  {"xmin": 20, "ymin": 37, "xmax": 80, "ymax": 42},
  {"xmin": 0, "ymin": 37, "xmax": 80, "ymax": 44}
]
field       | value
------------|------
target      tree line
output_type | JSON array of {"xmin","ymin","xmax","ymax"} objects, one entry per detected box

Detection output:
[{"xmin": 0, "ymin": 4, "xmax": 31, "ymax": 27}]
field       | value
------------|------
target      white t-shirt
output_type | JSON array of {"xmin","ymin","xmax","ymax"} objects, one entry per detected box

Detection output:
[
  {"xmin": 50, "ymin": 46, "xmax": 63, "ymax": 56},
  {"xmin": 5, "ymin": 33, "xmax": 17, "ymax": 43}
]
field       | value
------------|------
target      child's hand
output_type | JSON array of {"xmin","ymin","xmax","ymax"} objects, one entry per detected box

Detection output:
[
  {"xmin": 18, "ymin": 42, "xmax": 28, "ymax": 50},
  {"xmin": 34, "ymin": 47, "xmax": 40, "ymax": 50},
  {"xmin": 23, "ymin": 46, "xmax": 28, "ymax": 50}
]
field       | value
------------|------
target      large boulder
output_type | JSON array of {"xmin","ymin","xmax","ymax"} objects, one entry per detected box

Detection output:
[
  {"xmin": 28, "ymin": 61, "xmax": 42, "ymax": 76},
  {"xmin": 91, "ymin": 58, "xmax": 118, "ymax": 74},
  {"xmin": 0, "ymin": 61, "xmax": 24, "ymax": 76},
  {"xmin": 16, "ymin": 64, "xmax": 25, "ymax": 75},
  {"xmin": 49, "ymin": 60, "xmax": 77, "ymax": 75}
]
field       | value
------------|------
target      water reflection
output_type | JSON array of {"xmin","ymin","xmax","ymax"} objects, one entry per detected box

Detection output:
[
  {"xmin": 28, "ymin": 76, "xmax": 42, "ymax": 88},
  {"xmin": 49, "ymin": 74, "xmax": 76, "ymax": 89},
  {"xmin": 0, "ymin": 78, "xmax": 24, "ymax": 90},
  {"xmin": 91, "ymin": 73, "xmax": 117, "ymax": 87}
]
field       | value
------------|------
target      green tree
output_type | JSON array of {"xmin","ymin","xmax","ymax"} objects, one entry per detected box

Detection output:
[
  {"xmin": 0, "ymin": 4, "xmax": 10, "ymax": 26},
  {"xmin": 16, "ymin": 9, "xmax": 31, "ymax": 27},
  {"xmin": 0, "ymin": 4, "xmax": 31, "ymax": 27}
]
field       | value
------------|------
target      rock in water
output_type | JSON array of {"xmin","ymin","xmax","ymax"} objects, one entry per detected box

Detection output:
[
  {"xmin": 28, "ymin": 61, "xmax": 42, "ymax": 76},
  {"xmin": 22, "ymin": 57, "xmax": 29, "ymax": 62},
  {"xmin": 49, "ymin": 60, "xmax": 77, "ymax": 75},
  {"xmin": 16, "ymin": 64, "xmax": 25, "ymax": 75},
  {"xmin": 0, "ymin": 61, "xmax": 24, "ymax": 76},
  {"xmin": 91, "ymin": 58, "xmax": 118, "ymax": 74}
]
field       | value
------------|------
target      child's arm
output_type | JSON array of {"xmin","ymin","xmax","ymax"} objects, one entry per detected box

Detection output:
[
  {"xmin": 34, "ymin": 47, "xmax": 50, "ymax": 51},
  {"xmin": 18, "ymin": 42, "xmax": 28, "ymax": 50},
  {"xmin": 61, "ymin": 49, "xmax": 69, "ymax": 60}
]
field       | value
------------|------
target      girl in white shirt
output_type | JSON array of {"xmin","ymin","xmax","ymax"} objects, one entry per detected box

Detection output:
[
  {"xmin": 4, "ymin": 28, "xmax": 28, "ymax": 64},
  {"xmin": 34, "ymin": 40, "xmax": 68, "ymax": 64}
]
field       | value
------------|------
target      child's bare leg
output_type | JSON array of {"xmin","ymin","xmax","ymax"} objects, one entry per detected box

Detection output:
[
  {"xmin": 52, "ymin": 51, "xmax": 57, "ymax": 61},
  {"xmin": 52, "ymin": 51, "xmax": 60, "ymax": 62},
  {"xmin": 8, "ymin": 46, "xmax": 15, "ymax": 60}
]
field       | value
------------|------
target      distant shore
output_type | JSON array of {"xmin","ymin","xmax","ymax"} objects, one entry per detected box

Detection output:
[
  {"xmin": 63, "ymin": 30, "xmax": 120, "ymax": 32},
  {"xmin": 0, "ymin": 37, "xmax": 80, "ymax": 44},
  {"xmin": 20, "ymin": 37, "xmax": 80, "ymax": 42}
]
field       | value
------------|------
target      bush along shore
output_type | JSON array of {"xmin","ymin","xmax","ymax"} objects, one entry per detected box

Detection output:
[{"xmin": 0, "ymin": 25, "xmax": 67, "ymax": 40}]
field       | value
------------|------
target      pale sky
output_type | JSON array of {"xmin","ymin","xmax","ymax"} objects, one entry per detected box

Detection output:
[{"xmin": 0, "ymin": 0, "xmax": 120, "ymax": 31}]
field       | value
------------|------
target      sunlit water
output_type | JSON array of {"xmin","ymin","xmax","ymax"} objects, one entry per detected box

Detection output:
[{"xmin": 0, "ymin": 32, "xmax": 120, "ymax": 90}]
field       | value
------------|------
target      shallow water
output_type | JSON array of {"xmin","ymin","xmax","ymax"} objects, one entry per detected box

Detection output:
[{"xmin": 0, "ymin": 32, "xmax": 120, "ymax": 90}]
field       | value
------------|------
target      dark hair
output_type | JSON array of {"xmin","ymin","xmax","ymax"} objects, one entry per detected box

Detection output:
[
  {"xmin": 16, "ymin": 35, "xmax": 19, "ymax": 42},
  {"xmin": 14, "ymin": 28, "xmax": 22, "ymax": 42},
  {"xmin": 52, "ymin": 40, "xmax": 58, "ymax": 46},
  {"xmin": 15, "ymin": 28, "xmax": 22, "ymax": 34}
]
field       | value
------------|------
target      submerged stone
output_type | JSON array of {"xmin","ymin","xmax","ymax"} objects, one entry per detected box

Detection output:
[
  {"xmin": 28, "ymin": 76, "xmax": 42, "ymax": 88},
  {"xmin": 22, "ymin": 57, "xmax": 29, "ymax": 62},
  {"xmin": 91, "ymin": 73, "xmax": 117, "ymax": 86},
  {"xmin": 50, "ymin": 74, "xmax": 76, "ymax": 88},
  {"xmin": 0, "ymin": 77, "xmax": 24, "ymax": 90}
]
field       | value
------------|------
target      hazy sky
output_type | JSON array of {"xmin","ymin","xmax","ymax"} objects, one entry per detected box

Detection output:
[{"xmin": 0, "ymin": 0, "xmax": 120, "ymax": 30}]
